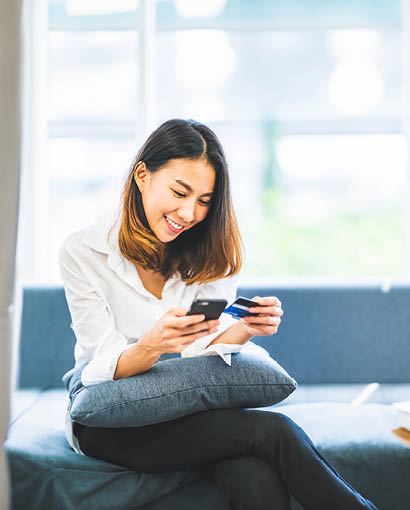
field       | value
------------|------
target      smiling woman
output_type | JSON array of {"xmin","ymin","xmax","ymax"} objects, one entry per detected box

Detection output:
[
  {"xmin": 133, "ymin": 157, "xmax": 215, "ymax": 239},
  {"xmin": 129, "ymin": 154, "xmax": 219, "ymax": 298},
  {"xmin": 59, "ymin": 118, "xmax": 378, "ymax": 510},
  {"xmin": 113, "ymin": 118, "xmax": 243, "ymax": 285}
]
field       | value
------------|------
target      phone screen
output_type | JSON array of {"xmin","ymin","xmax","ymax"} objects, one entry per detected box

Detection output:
[{"xmin": 186, "ymin": 299, "xmax": 228, "ymax": 321}]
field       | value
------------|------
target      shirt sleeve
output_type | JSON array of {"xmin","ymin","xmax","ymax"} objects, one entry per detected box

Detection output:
[
  {"xmin": 180, "ymin": 272, "xmax": 244, "ymax": 365},
  {"xmin": 58, "ymin": 241, "xmax": 133, "ymax": 386}
]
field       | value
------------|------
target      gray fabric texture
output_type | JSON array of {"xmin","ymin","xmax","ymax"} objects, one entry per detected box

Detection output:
[
  {"xmin": 62, "ymin": 351, "xmax": 297, "ymax": 428},
  {"xmin": 6, "ymin": 390, "xmax": 207, "ymax": 510},
  {"xmin": 18, "ymin": 283, "xmax": 410, "ymax": 390},
  {"xmin": 6, "ymin": 390, "xmax": 410, "ymax": 510},
  {"xmin": 241, "ymin": 284, "xmax": 410, "ymax": 384},
  {"xmin": 13, "ymin": 284, "xmax": 410, "ymax": 508}
]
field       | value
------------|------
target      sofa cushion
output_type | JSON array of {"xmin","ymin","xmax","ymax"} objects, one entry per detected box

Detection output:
[
  {"xmin": 275, "ymin": 383, "xmax": 410, "ymax": 406},
  {"xmin": 6, "ymin": 389, "xmax": 223, "ymax": 510},
  {"xmin": 240, "ymin": 284, "xmax": 410, "ymax": 384},
  {"xmin": 261, "ymin": 402, "xmax": 410, "ymax": 510},
  {"xmin": 6, "ymin": 391, "xmax": 410, "ymax": 510},
  {"xmin": 18, "ymin": 284, "xmax": 410, "ymax": 389},
  {"xmin": 62, "ymin": 350, "xmax": 297, "ymax": 428}
]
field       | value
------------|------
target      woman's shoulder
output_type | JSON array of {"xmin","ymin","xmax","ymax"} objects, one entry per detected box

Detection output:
[
  {"xmin": 58, "ymin": 208, "xmax": 120, "ymax": 263},
  {"xmin": 59, "ymin": 228, "xmax": 87, "ymax": 260}
]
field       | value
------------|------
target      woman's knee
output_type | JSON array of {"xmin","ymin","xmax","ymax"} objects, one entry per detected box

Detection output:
[
  {"xmin": 210, "ymin": 456, "xmax": 290, "ymax": 509},
  {"xmin": 247, "ymin": 410, "xmax": 304, "ymax": 445},
  {"xmin": 215, "ymin": 456, "xmax": 275, "ymax": 486}
]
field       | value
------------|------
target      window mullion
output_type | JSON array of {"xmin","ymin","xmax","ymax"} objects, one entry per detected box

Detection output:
[
  {"xmin": 138, "ymin": 0, "xmax": 157, "ymax": 138},
  {"xmin": 402, "ymin": 0, "xmax": 410, "ymax": 276},
  {"xmin": 19, "ymin": 0, "xmax": 49, "ymax": 283}
]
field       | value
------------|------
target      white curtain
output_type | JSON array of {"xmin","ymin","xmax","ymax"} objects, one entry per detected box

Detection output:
[{"xmin": 0, "ymin": 0, "xmax": 24, "ymax": 508}]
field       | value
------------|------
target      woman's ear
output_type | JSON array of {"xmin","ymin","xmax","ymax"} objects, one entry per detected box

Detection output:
[{"xmin": 133, "ymin": 161, "xmax": 149, "ymax": 190}]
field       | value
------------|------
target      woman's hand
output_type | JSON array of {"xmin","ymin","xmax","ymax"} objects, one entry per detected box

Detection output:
[
  {"xmin": 238, "ymin": 296, "xmax": 283, "ymax": 337},
  {"xmin": 139, "ymin": 308, "xmax": 220, "ymax": 355}
]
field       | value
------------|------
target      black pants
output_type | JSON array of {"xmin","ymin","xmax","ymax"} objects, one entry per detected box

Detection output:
[{"xmin": 73, "ymin": 408, "xmax": 378, "ymax": 510}]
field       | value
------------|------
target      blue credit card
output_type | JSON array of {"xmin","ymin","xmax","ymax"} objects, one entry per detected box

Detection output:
[{"xmin": 223, "ymin": 296, "xmax": 259, "ymax": 319}]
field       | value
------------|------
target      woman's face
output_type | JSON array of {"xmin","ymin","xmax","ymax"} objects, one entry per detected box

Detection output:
[{"xmin": 134, "ymin": 157, "xmax": 216, "ymax": 242}]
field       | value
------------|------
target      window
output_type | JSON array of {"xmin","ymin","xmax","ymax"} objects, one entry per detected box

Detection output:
[{"xmin": 19, "ymin": 0, "xmax": 406, "ymax": 283}]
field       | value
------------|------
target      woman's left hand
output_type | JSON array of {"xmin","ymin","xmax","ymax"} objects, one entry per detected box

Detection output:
[{"xmin": 239, "ymin": 296, "xmax": 283, "ymax": 337}]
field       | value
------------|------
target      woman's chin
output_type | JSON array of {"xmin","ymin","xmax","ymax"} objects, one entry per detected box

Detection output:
[{"xmin": 155, "ymin": 230, "xmax": 178, "ymax": 243}]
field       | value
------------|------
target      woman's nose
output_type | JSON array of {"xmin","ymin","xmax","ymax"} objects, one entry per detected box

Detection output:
[{"xmin": 177, "ymin": 201, "xmax": 196, "ymax": 223}]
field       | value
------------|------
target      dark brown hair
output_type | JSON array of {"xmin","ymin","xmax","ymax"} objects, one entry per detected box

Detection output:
[{"xmin": 112, "ymin": 118, "xmax": 244, "ymax": 285}]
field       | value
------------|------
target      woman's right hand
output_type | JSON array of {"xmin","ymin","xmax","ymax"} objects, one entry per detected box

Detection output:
[{"xmin": 138, "ymin": 308, "xmax": 220, "ymax": 355}]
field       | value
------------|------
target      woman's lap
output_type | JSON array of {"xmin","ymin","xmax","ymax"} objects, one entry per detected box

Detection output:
[
  {"xmin": 73, "ymin": 407, "xmax": 377, "ymax": 510},
  {"xmin": 74, "ymin": 408, "xmax": 293, "ymax": 510},
  {"xmin": 73, "ymin": 407, "xmax": 285, "ymax": 473}
]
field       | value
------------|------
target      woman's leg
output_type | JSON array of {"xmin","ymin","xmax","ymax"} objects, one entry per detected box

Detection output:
[
  {"xmin": 73, "ymin": 408, "xmax": 378, "ymax": 510},
  {"xmin": 198, "ymin": 456, "xmax": 291, "ymax": 510}
]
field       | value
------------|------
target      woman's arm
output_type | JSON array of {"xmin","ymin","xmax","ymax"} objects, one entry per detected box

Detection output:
[
  {"xmin": 206, "ymin": 322, "xmax": 253, "ymax": 347},
  {"xmin": 113, "ymin": 340, "xmax": 162, "ymax": 379},
  {"xmin": 59, "ymin": 242, "xmax": 137, "ymax": 386},
  {"xmin": 114, "ymin": 308, "xmax": 218, "ymax": 379}
]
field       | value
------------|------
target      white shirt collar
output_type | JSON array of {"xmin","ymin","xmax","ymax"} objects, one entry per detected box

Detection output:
[
  {"xmin": 79, "ymin": 207, "xmax": 181, "ymax": 291},
  {"xmin": 80, "ymin": 208, "xmax": 121, "ymax": 256}
]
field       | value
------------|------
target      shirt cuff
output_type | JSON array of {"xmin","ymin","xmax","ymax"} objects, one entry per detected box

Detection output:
[
  {"xmin": 182, "ymin": 342, "xmax": 244, "ymax": 366},
  {"xmin": 81, "ymin": 342, "xmax": 134, "ymax": 386},
  {"xmin": 180, "ymin": 314, "xmax": 240, "ymax": 365}
]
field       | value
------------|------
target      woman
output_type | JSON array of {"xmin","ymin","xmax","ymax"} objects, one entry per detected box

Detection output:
[{"xmin": 59, "ymin": 118, "xmax": 378, "ymax": 510}]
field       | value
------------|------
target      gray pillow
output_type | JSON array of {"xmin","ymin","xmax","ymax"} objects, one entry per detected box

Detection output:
[{"xmin": 62, "ymin": 348, "xmax": 297, "ymax": 428}]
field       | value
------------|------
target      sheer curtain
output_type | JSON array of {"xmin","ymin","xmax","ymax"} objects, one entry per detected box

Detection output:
[{"xmin": 0, "ymin": 0, "xmax": 24, "ymax": 508}]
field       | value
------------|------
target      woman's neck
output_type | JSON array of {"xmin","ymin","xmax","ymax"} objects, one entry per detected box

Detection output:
[{"xmin": 134, "ymin": 263, "xmax": 167, "ymax": 299}]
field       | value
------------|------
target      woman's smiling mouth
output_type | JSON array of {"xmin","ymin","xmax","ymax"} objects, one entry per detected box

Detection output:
[{"xmin": 164, "ymin": 215, "xmax": 185, "ymax": 232}]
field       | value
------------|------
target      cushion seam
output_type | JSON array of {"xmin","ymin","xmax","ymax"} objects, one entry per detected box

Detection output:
[{"xmin": 74, "ymin": 383, "xmax": 296, "ymax": 414}]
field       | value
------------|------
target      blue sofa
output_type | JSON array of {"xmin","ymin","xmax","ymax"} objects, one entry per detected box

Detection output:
[{"xmin": 5, "ymin": 283, "xmax": 410, "ymax": 510}]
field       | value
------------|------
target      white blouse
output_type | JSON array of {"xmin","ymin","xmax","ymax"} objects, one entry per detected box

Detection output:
[{"xmin": 58, "ymin": 207, "xmax": 245, "ymax": 455}]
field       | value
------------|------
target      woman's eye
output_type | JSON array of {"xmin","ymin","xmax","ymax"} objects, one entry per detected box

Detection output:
[
  {"xmin": 172, "ymin": 189, "xmax": 210, "ymax": 206},
  {"xmin": 172, "ymin": 190, "xmax": 185, "ymax": 198}
]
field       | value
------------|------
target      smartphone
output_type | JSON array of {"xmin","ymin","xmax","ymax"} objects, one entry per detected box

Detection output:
[
  {"xmin": 223, "ymin": 296, "xmax": 259, "ymax": 319},
  {"xmin": 186, "ymin": 298, "xmax": 228, "ymax": 321}
]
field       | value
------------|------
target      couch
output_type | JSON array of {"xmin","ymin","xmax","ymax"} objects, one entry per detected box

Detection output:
[{"xmin": 5, "ymin": 282, "xmax": 410, "ymax": 510}]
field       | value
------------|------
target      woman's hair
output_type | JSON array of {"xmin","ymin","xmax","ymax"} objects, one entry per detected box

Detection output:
[{"xmin": 111, "ymin": 118, "xmax": 244, "ymax": 285}]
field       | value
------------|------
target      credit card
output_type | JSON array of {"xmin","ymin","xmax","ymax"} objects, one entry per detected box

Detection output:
[{"xmin": 223, "ymin": 296, "xmax": 259, "ymax": 319}]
